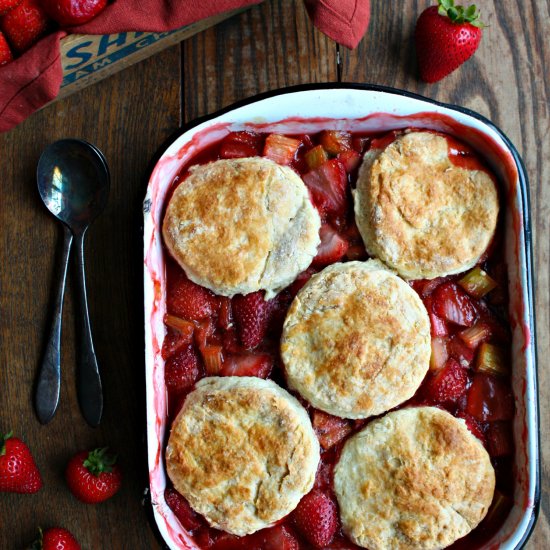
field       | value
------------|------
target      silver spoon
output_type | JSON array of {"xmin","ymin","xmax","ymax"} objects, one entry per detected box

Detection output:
[{"xmin": 35, "ymin": 139, "xmax": 110, "ymax": 427}]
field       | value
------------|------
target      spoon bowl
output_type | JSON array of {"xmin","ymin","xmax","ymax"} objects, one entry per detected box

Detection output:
[{"xmin": 35, "ymin": 139, "xmax": 110, "ymax": 426}]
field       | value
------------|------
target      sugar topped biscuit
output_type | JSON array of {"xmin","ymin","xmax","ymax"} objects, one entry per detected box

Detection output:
[
  {"xmin": 334, "ymin": 406, "xmax": 496, "ymax": 549},
  {"xmin": 281, "ymin": 260, "xmax": 431, "ymax": 419},
  {"xmin": 162, "ymin": 157, "xmax": 321, "ymax": 298},
  {"xmin": 354, "ymin": 131, "xmax": 499, "ymax": 279},
  {"xmin": 165, "ymin": 376, "xmax": 320, "ymax": 536}
]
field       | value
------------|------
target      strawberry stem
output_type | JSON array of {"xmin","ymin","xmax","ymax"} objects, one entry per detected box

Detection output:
[
  {"xmin": 437, "ymin": 0, "xmax": 485, "ymax": 27},
  {"xmin": 0, "ymin": 431, "xmax": 13, "ymax": 456},
  {"xmin": 83, "ymin": 447, "xmax": 117, "ymax": 476}
]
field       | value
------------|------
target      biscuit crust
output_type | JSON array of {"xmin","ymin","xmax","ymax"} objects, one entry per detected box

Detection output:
[
  {"xmin": 334, "ymin": 407, "xmax": 495, "ymax": 550},
  {"xmin": 354, "ymin": 131, "xmax": 499, "ymax": 279},
  {"xmin": 162, "ymin": 157, "xmax": 321, "ymax": 298},
  {"xmin": 281, "ymin": 261, "xmax": 431, "ymax": 418},
  {"xmin": 165, "ymin": 376, "xmax": 320, "ymax": 536}
]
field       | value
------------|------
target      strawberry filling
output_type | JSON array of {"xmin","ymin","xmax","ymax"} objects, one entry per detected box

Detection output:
[{"xmin": 161, "ymin": 129, "xmax": 514, "ymax": 549}]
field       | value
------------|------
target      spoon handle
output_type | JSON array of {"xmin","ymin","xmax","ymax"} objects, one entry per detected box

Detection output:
[
  {"xmin": 35, "ymin": 225, "xmax": 73, "ymax": 424},
  {"xmin": 74, "ymin": 231, "xmax": 103, "ymax": 427}
]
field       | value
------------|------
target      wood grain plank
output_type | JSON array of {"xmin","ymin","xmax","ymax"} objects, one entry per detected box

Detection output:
[
  {"xmin": 182, "ymin": 0, "xmax": 338, "ymax": 122},
  {"xmin": 0, "ymin": 46, "xmax": 181, "ymax": 550},
  {"xmin": 341, "ymin": 2, "xmax": 549, "ymax": 548}
]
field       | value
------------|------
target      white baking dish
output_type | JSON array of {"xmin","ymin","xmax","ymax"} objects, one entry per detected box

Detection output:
[{"xmin": 143, "ymin": 85, "xmax": 539, "ymax": 550}]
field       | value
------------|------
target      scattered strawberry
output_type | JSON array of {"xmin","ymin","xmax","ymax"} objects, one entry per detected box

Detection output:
[
  {"xmin": 303, "ymin": 159, "xmax": 348, "ymax": 217},
  {"xmin": 0, "ymin": 431, "xmax": 42, "ymax": 494},
  {"xmin": 65, "ymin": 447, "xmax": 122, "ymax": 504},
  {"xmin": 0, "ymin": 30, "xmax": 12, "ymax": 65},
  {"xmin": 433, "ymin": 282, "xmax": 477, "ymax": 327},
  {"xmin": 167, "ymin": 268, "xmax": 217, "ymax": 322},
  {"xmin": 0, "ymin": 0, "xmax": 21, "ymax": 17},
  {"xmin": 313, "ymin": 224, "xmax": 349, "ymax": 267},
  {"xmin": 165, "ymin": 487, "xmax": 202, "ymax": 531},
  {"xmin": 219, "ymin": 131, "xmax": 263, "ymax": 159},
  {"xmin": 312, "ymin": 410, "xmax": 352, "ymax": 450},
  {"xmin": 263, "ymin": 134, "xmax": 301, "ymax": 165},
  {"xmin": 423, "ymin": 358, "xmax": 468, "ymax": 404},
  {"xmin": 220, "ymin": 352, "xmax": 273, "ymax": 378},
  {"xmin": 232, "ymin": 291, "xmax": 270, "ymax": 349},
  {"xmin": 415, "ymin": 0, "xmax": 484, "ymax": 83},
  {"xmin": 165, "ymin": 345, "xmax": 200, "ymax": 391},
  {"xmin": 33, "ymin": 527, "xmax": 81, "ymax": 550},
  {"xmin": 292, "ymin": 489, "xmax": 339, "ymax": 548},
  {"xmin": 466, "ymin": 373, "xmax": 514, "ymax": 422},
  {"xmin": 0, "ymin": 0, "xmax": 49, "ymax": 52},
  {"xmin": 41, "ymin": 0, "xmax": 107, "ymax": 26}
]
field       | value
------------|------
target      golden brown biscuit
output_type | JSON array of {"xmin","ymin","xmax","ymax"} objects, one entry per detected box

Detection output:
[
  {"xmin": 334, "ymin": 406, "xmax": 495, "ymax": 550},
  {"xmin": 281, "ymin": 260, "xmax": 431, "ymax": 419},
  {"xmin": 354, "ymin": 131, "xmax": 499, "ymax": 279},
  {"xmin": 165, "ymin": 376, "xmax": 320, "ymax": 536},
  {"xmin": 162, "ymin": 157, "xmax": 321, "ymax": 298}
]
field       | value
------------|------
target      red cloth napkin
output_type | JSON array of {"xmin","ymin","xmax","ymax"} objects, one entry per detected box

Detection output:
[{"xmin": 0, "ymin": 0, "xmax": 370, "ymax": 133}]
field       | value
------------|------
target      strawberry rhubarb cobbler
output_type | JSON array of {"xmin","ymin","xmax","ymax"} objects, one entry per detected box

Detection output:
[{"xmin": 160, "ymin": 128, "xmax": 514, "ymax": 550}]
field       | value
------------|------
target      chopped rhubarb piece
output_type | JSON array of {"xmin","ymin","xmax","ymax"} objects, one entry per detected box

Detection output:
[
  {"xmin": 337, "ymin": 149, "xmax": 361, "ymax": 172},
  {"xmin": 167, "ymin": 269, "xmax": 218, "ymax": 321},
  {"xmin": 466, "ymin": 373, "xmax": 515, "ymax": 421},
  {"xmin": 219, "ymin": 131, "xmax": 263, "ymax": 159},
  {"xmin": 459, "ymin": 267, "xmax": 497, "ymax": 298},
  {"xmin": 486, "ymin": 421, "xmax": 513, "ymax": 457},
  {"xmin": 165, "ymin": 346, "xmax": 200, "ymax": 392},
  {"xmin": 194, "ymin": 318, "xmax": 215, "ymax": 350},
  {"xmin": 448, "ymin": 335, "xmax": 476, "ymax": 367},
  {"xmin": 319, "ymin": 130, "xmax": 352, "ymax": 155},
  {"xmin": 303, "ymin": 159, "xmax": 348, "ymax": 217},
  {"xmin": 218, "ymin": 296, "xmax": 233, "ymax": 330},
  {"xmin": 220, "ymin": 352, "xmax": 273, "ymax": 378},
  {"xmin": 312, "ymin": 410, "xmax": 353, "ymax": 450},
  {"xmin": 352, "ymin": 136, "xmax": 370, "ymax": 153},
  {"xmin": 201, "ymin": 345, "xmax": 224, "ymax": 375},
  {"xmin": 165, "ymin": 314, "xmax": 195, "ymax": 336},
  {"xmin": 263, "ymin": 134, "xmax": 301, "ymax": 165},
  {"xmin": 433, "ymin": 282, "xmax": 477, "ymax": 327},
  {"xmin": 458, "ymin": 322, "xmax": 491, "ymax": 349},
  {"xmin": 313, "ymin": 224, "xmax": 349, "ymax": 267},
  {"xmin": 456, "ymin": 411, "xmax": 486, "ymax": 445},
  {"xmin": 305, "ymin": 144, "xmax": 329, "ymax": 170},
  {"xmin": 165, "ymin": 487, "xmax": 202, "ymax": 531},
  {"xmin": 232, "ymin": 291, "xmax": 270, "ymax": 349},
  {"xmin": 430, "ymin": 337, "xmax": 448, "ymax": 371},
  {"xmin": 423, "ymin": 358, "xmax": 468, "ymax": 404},
  {"xmin": 475, "ymin": 342, "xmax": 508, "ymax": 376}
]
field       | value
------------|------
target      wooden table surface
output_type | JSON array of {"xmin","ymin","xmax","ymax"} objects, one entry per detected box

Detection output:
[{"xmin": 0, "ymin": 1, "xmax": 547, "ymax": 548}]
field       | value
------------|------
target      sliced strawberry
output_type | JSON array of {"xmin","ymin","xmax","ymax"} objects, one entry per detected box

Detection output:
[
  {"xmin": 319, "ymin": 130, "xmax": 352, "ymax": 155},
  {"xmin": 433, "ymin": 282, "xmax": 477, "ymax": 327},
  {"xmin": 266, "ymin": 289, "xmax": 293, "ymax": 336},
  {"xmin": 219, "ymin": 131, "xmax": 263, "ymax": 159},
  {"xmin": 201, "ymin": 345, "xmax": 224, "ymax": 375},
  {"xmin": 447, "ymin": 334, "xmax": 476, "ymax": 367},
  {"xmin": 312, "ymin": 410, "xmax": 352, "ymax": 450},
  {"xmin": 289, "ymin": 267, "xmax": 318, "ymax": 297},
  {"xmin": 486, "ymin": 421, "xmax": 513, "ymax": 457},
  {"xmin": 232, "ymin": 291, "xmax": 270, "ymax": 349},
  {"xmin": 337, "ymin": 149, "xmax": 361, "ymax": 173},
  {"xmin": 0, "ymin": 0, "xmax": 22, "ymax": 17},
  {"xmin": 0, "ymin": 30, "xmax": 13, "ymax": 65},
  {"xmin": 303, "ymin": 159, "xmax": 348, "ymax": 217},
  {"xmin": 423, "ymin": 295, "xmax": 449, "ymax": 337},
  {"xmin": 456, "ymin": 411, "xmax": 486, "ymax": 445},
  {"xmin": 263, "ymin": 134, "xmax": 301, "ymax": 165},
  {"xmin": 222, "ymin": 328, "xmax": 242, "ymax": 354},
  {"xmin": 313, "ymin": 459, "xmax": 333, "ymax": 491},
  {"xmin": 217, "ymin": 296, "xmax": 233, "ymax": 330},
  {"xmin": 312, "ymin": 224, "xmax": 349, "ymax": 267},
  {"xmin": 162, "ymin": 324, "xmax": 194, "ymax": 359},
  {"xmin": 292, "ymin": 489, "xmax": 339, "ymax": 548},
  {"xmin": 165, "ymin": 487, "xmax": 202, "ymax": 531},
  {"xmin": 164, "ymin": 346, "xmax": 200, "ymax": 391},
  {"xmin": 167, "ymin": 268, "xmax": 217, "ymax": 322},
  {"xmin": 220, "ymin": 352, "xmax": 273, "ymax": 378},
  {"xmin": 466, "ymin": 373, "xmax": 514, "ymax": 422},
  {"xmin": 411, "ymin": 277, "xmax": 447, "ymax": 298},
  {"xmin": 423, "ymin": 357, "xmax": 468, "ymax": 404},
  {"xmin": 0, "ymin": 0, "xmax": 49, "ymax": 52}
]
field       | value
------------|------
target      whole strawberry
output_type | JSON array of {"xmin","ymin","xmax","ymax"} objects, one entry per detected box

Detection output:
[
  {"xmin": 0, "ymin": 0, "xmax": 21, "ymax": 17},
  {"xmin": 42, "ymin": 0, "xmax": 107, "ymax": 26},
  {"xmin": 232, "ymin": 291, "xmax": 270, "ymax": 349},
  {"xmin": 0, "ymin": 30, "xmax": 12, "ymax": 65},
  {"xmin": 0, "ymin": 0, "xmax": 49, "ymax": 52},
  {"xmin": 32, "ymin": 527, "xmax": 81, "ymax": 550},
  {"xmin": 0, "ymin": 431, "xmax": 42, "ymax": 494},
  {"xmin": 415, "ymin": 0, "xmax": 484, "ymax": 83},
  {"xmin": 292, "ymin": 489, "xmax": 338, "ymax": 548},
  {"xmin": 65, "ymin": 447, "xmax": 122, "ymax": 503}
]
